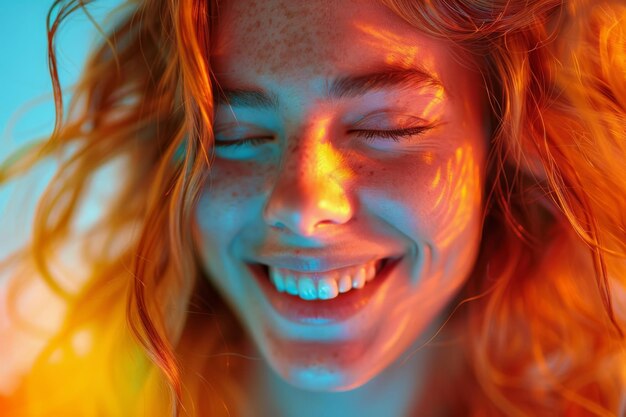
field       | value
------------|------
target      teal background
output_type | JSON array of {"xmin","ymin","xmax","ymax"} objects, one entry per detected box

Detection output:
[
  {"xmin": 0, "ymin": 1, "xmax": 122, "ymax": 258},
  {"xmin": 1, "ymin": 1, "xmax": 121, "ymax": 150}
]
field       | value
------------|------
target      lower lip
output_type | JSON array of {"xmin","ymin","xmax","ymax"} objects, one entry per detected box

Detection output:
[{"xmin": 249, "ymin": 258, "xmax": 400, "ymax": 325}]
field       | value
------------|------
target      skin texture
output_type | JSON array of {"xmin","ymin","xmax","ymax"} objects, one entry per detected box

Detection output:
[{"xmin": 193, "ymin": 0, "xmax": 489, "ymax": 414}]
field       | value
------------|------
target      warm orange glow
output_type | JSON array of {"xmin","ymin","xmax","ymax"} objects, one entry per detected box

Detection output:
[
  {"xmin": 356, "ymin": 23, "xmax": 420, "ymax": 66},
  {"xmin": 310, "ymin": 116, "xmax": 353, "ymax": 181},
  {"xmin": 356, "ymin": 22, "xmax": 438, "ymax": 72},
  {"xmin": 430, "ymin": 166, "xmax": 441, "ymax": 189},
  {"xmin": 427, "ymin": 146, "xmax": 481, "ymax": 249},
  {"xmin": 422, "ymin": 87, "xmax": 445, "ymax": 119},
  {"xmin": 310, "ymin": 117, "xmax": 354, "ymax": 218}
]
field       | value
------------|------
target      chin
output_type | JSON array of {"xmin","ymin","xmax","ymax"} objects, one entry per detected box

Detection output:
[
  {"xmin": 261, "ymin": 339, "xmax": 386, "ymax": 393},
  {"xmin": 273, "ymin": 361, "xmax": 374, "ymax": 392},
  {"xmin": 255, "ymin": 329, "xmax": 372, "ymax": 387}
]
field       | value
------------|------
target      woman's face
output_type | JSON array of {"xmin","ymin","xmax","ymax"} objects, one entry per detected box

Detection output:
[{"xmin": 194, "ymin": 0, "xmax": 488, "ymax": 391}]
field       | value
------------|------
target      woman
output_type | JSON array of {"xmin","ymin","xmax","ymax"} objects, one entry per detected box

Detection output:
[{"xmin": 1, "ymin": 0, "xmax": 625, "ymax": 415}]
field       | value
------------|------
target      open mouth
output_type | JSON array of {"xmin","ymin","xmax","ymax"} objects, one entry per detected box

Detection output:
[
  {"xmin": 250, "ymin": 257, "xmax": 400, "ymax": 324},
  {"xmin": 259, "ymin": 258, "xmax": 389, "ymax": 301}
]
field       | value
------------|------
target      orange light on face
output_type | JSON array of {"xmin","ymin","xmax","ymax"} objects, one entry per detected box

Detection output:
[
  {"xmin": 300, "ymin": 116, "xmax": 354, "ymax": 224},
  {"xmin": 314, "ymin": 143, "xmax": 354, "ymax": 219},
  {"xmin": 355, "ymin": 22, "xmax": 440, "ymax": 76},
  {"xmin": 428, "ymin": 145, "xmax": 482, "ymax": 249},
  {"xmin": 356, "ymin": 23, "xmax": 421, "ymax": 68},
  {"xmin": 431, "ymin": 166, "xmax": 442, "ymax": 189},
  {"xmin": 313, "ymin": 116, "xmax": 331, "ymax": 143},
  {"xmin": 309, "ymin": 116, "xmax": 353, "ymax": 182},
  {"xmin": 421, "ymin": 151, "xmax": 435, "ymax": 165},
  {"xmin": 423, "ymin": 87, "xmax": 445, "ymax": 119}
]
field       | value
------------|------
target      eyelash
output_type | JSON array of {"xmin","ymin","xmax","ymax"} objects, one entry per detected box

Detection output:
[
  {"xmin": 350, "ymin": 126, "xmax": 431, "ymax": 142},
  {"xmin": 213, "ymin": 126, "xmax": 431, "ymax": 148},
  {"xmin": 214, "ymin": 137, "xmax": 270, "ymax": 148}
]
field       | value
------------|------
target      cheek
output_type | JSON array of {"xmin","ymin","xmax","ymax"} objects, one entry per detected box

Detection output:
[
  {"xmin": 423, "ymin": 145, "xmax": 483, "ymax": 247},
  {"xmin": 356, "ymin": 145, "xmax": 484, "ymax": 245},
  {"xmin": 210, "ymin": 160, "xmax": 273, "ymax": 202},
  {"xmin": 194, "ymin": 160, "xmax": 274, "ymax": 245}
]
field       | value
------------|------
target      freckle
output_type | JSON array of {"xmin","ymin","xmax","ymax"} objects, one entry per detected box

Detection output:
[
  {"xmin": 295, "ymin": 249, "xmax": 301, "ymax": 255},
  {"xmin": 231, "ymin": 191, "xmax": 239, "ymax": 198}
]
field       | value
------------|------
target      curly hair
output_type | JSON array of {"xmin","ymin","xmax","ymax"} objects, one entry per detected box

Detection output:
[{"xmin": 1, "ymin": 0, "xmax": 625, "ymax": 416}]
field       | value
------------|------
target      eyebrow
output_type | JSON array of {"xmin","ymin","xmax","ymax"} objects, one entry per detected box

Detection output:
[{"xmin": 214, "ymin": 65, "xmax": 442, "ymax": 110}]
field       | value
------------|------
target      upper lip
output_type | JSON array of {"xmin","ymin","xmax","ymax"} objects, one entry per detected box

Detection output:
[{"xmin": 251, "ymin": 254, "xmax": 393, "ymax": 273}]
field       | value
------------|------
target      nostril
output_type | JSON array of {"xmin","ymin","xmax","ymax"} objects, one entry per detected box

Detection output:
[
  {"xmin": 262, "ymin": 174, "xmax": 354, "ymax": 236},
  {"xmin": 315, "ymin": 219, "xmax": 340, "ymax": 228},
  {"xmin": 270, "ymin": 221, "xmax": 288, "ymax": 231}
]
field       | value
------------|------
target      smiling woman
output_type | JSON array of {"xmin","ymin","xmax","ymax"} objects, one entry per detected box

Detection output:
[
  {"xmin": 1, "ymin": 0, "xmax": 625, "ymax": 416},
  {"xmin": 198, "ymin": 1, "xmax": 487, "ymax": 401}
]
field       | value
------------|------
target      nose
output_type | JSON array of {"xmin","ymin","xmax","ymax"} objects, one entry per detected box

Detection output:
[{"xmin": 263, "ymin": 139, "xmax": 354, "ymax": 236}]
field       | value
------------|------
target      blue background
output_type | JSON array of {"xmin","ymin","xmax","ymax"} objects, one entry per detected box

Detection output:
[{"xmin": 0, "ymin": 1, "xmax": 122, "ymax": 259}]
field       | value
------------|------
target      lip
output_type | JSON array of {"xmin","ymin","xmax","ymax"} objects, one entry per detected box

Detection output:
[
  {"xmin": 253, "ymin": 255, "xmax": 381, "ymax": 273},
  {"xmin": 248, "ymin": 256, "xmax": 402, "ymax": 325}
]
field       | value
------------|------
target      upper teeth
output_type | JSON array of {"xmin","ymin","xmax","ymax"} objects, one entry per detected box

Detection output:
[{"xmin": 268, "ymin": 260, "xmax": 381, "ymax": 300}]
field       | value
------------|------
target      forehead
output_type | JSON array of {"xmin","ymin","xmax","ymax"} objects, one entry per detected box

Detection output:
[{"xmin": 212, "ymin": 0, "xmax": 458, "ymax": 83}]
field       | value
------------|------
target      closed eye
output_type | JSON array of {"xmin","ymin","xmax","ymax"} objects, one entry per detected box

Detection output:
[
  {"xmin": 212, "ymin": 126, "xmax": 434, "ymax": 148},
  {"xmin": 214, "ymin": 136, "xmax": 273, "ymax": 147},
  {"xmin": 350, "ymin": 126, "xmax": 432, "ymax": 142}
]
